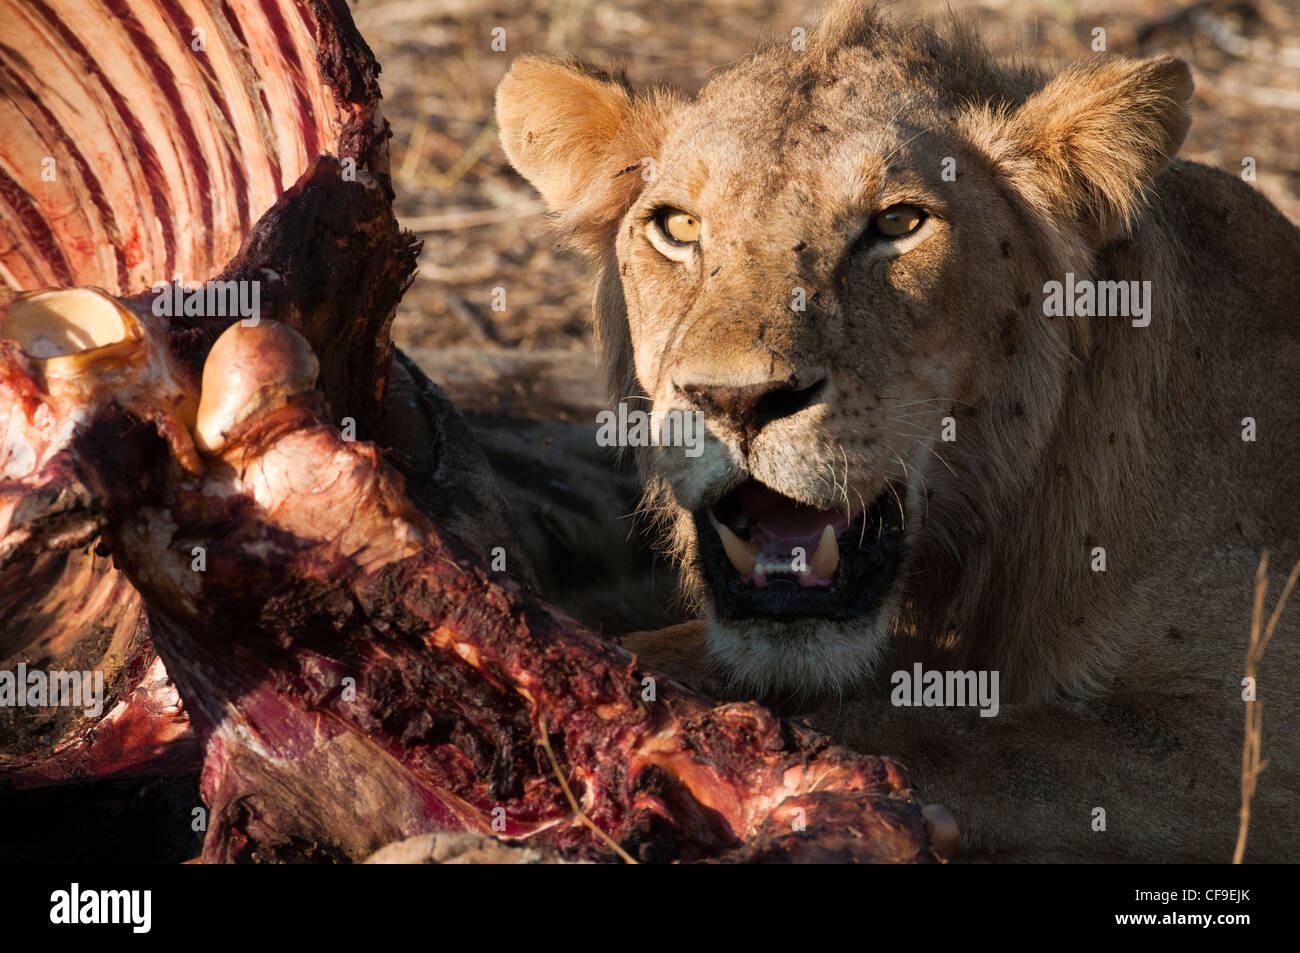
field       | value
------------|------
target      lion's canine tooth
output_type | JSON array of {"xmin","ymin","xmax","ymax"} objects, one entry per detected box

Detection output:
[
  {"xmin": 811, "ymin": 524, "xmax": 839, "ymax": 580},
  {"xmin": 708, "ymin": 510, "xmax": 758, "ymax": 577}
]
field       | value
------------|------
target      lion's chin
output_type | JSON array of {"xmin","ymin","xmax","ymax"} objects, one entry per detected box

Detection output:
[{"xmin": 703, "ymin": 614, "xmax": 892, "ymax": 711}]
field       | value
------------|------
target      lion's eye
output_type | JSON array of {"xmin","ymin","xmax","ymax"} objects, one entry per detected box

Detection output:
[
  {"xmin": 659, "ymin": 209, "xmax": 701, "ymax": 244},
  {"xmin": 871, "ymin": 204, "xmax": 925, "ymax": 238}
]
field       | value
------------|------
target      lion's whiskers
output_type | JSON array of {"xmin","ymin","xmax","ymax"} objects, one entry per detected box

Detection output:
[{"xmin": 881, "ymin": 121, "xmax": 944, "ymax": 167}]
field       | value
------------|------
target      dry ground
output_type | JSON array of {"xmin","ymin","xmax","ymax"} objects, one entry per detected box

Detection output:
[{"xmin": 348, "ymin": 0, "xmax": 1300, "ymax": 353}]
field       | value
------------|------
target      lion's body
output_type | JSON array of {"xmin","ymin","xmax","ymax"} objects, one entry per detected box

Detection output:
[{"xmin": 496, "ymin": 0, "xmax": 1300, "ymax": 861}]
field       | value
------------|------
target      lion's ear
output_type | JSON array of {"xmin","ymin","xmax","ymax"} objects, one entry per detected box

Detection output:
[
  {"xmin": 495, "ymin": 56, "xmax": 676, "ymax": 255},
  {"xmin": 973, "ymin": 55, "xmax": 1193, "ymax": 244}
]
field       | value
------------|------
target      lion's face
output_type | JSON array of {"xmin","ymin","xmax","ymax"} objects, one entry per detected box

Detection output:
[
  {"xmin": 497, "ymin": 1, "xmax": 1191, "ymax": 701},
  {"xmin": 612, "ymin": 66, "xmax": 1033, "ymax": 696}
]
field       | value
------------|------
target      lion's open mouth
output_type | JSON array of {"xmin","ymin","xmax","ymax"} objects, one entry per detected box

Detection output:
[{"xmin": 693, "ymin": 480, "xmax": 905, "ymax": 620}]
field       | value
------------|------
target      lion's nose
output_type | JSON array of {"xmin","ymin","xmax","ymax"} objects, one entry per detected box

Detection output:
[{"xmin": 674, "ymin": 372, "xmax": 827, "ymax": 443}]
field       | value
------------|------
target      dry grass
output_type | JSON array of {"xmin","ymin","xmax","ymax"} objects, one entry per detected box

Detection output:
[
  {"xmin": 536, "ymin": 715, "xmax": 639, "ymax": 863},
  {"xmin": 1234, "ymin": 552, "xmax": 1300, "ymax": 863}
]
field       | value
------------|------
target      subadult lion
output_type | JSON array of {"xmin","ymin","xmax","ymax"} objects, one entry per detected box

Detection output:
[{"xmin": 495, "ymin": 0, "xmax": 1300, "ymax": 861}]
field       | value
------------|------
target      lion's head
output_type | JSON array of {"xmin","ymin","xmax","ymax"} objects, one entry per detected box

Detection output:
[{"xmin": 496, "ymin": 0, "xmax": 1192, "ymax": 703}]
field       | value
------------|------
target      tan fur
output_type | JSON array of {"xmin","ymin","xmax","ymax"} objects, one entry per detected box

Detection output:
[
  {"xmin": 497, "ymin": 0, "xmax": 1300, "ymax": 861},
  {"xmin": 496, "ymin": 57, "xmax": 682, "ymax": 257}
]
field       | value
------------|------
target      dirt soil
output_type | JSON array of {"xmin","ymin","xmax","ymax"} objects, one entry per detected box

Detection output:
[{"xmin": 351, "ymin": 0, "xmax": 1300, "ymax": 354}]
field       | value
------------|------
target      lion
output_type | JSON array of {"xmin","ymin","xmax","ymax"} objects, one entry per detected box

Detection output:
[{"xmin": 494, "ymin": 0, "xmax": 1300, "ymax": 861}]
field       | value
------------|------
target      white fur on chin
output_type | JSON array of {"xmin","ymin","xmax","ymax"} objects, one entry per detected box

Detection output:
[{"xmin": 705, "ymin": 610, "xmax": 892, "ymax": 701}]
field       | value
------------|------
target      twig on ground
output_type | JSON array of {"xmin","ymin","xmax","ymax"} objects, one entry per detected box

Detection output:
[
  {"xmin": 537, "ymin": 716, "xmax": 639, "ymax": 864},
  {"xmin": 1234, "ymin": 551, "xmax": 1300, "ymax": 863}
]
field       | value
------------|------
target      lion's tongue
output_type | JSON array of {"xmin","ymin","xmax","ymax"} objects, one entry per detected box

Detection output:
[{"xmin": 713, "ymin": 483, "xmax": 849, "ymax": 588}]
